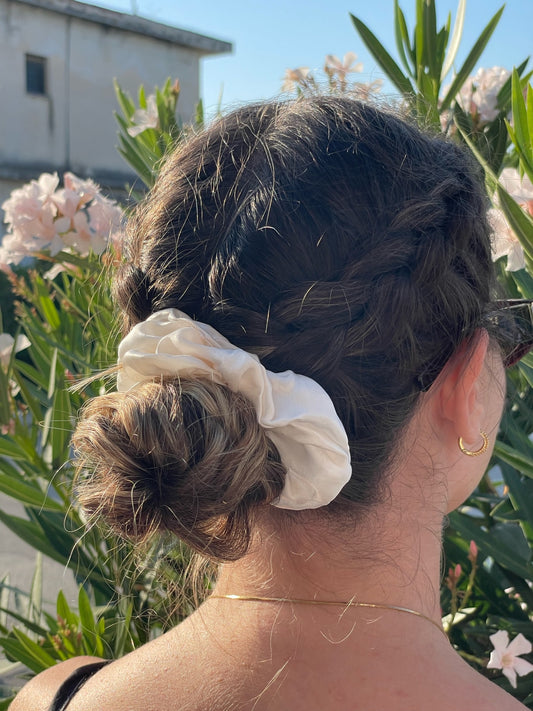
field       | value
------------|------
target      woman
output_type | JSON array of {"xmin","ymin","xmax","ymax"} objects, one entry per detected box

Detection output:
[{"xmin": 12, "ymin": 97, "xmax": 531, "ymax": 710}]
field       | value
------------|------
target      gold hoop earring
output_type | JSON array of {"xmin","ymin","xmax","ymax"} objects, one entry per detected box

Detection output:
[{"xmin": 458, "ymin": 431, "xmax": 489, "ymax": 457}]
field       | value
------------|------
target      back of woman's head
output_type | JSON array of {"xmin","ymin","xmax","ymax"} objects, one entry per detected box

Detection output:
[{"xmin": 73, "ymin": 96, "xmax": 495, "ymax": 561}]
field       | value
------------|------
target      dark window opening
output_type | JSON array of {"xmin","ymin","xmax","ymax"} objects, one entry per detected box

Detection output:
[{"xmin": 26, "ymin": 55, "xmax": 46, "ymax": 95}]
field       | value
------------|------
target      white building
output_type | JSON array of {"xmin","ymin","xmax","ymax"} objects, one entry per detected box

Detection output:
[{"xmin": 0, "ymin": 0, "xmax": 231, "ymax": 210}]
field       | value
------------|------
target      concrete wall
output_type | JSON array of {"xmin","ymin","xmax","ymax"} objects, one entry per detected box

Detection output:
[{"xmin": 0, "ymin": 0, "xmax": 202, "ymax": 181}]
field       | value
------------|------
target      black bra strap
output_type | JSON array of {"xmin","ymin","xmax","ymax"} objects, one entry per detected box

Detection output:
[{"xmin": 48, "ymin": 660, "xmax": 111, "ymax": 711}]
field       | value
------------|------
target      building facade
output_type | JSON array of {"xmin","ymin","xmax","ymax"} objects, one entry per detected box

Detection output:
[{"xmin": 0, "ymin": 0, "xmax": 231, "ymax": 214}]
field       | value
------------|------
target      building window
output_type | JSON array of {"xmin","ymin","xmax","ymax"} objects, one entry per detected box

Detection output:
[{"xmin": 26, "ymin": 55, "xmax": 46, "ymax": 95}]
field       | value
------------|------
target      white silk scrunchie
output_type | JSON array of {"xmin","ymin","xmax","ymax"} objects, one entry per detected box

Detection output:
[{"xmin": 117, "ymin": 309, "xmax": 351, "ymax": 510}]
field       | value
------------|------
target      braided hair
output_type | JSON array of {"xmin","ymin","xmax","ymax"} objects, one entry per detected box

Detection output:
[{"xmin": 73, "ymin": 97, "xmax": 495, "ymax": 561}]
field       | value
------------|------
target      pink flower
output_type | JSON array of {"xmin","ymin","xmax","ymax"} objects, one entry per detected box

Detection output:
[
  {"xmin": 324, "ymin": 52, "xmax": 363, "ymax": 82},
  {"xmin": 63, "ymin": 173, "xmax": 99, "ymax": 205},
  {"xmin": 490, "ymin": 168, "xmax": 533, "ymax": 271},
  {"xmin": 281, "ymin": 67, "xmax": 311, "ymax": 92},
  {"xmin": 468, "ymin": 540, "xmax": 478, "ymax": 563},
  {"xmin": 487, "ymin": 630, "xmax": 533, "ymax": 688},
  {"xmin": 88, "ymin": 194, "xmax": 122, "ymax": 236},
  {"xmin": 127, "ymin": 94, "xmax": 159, "ymax": 137}
]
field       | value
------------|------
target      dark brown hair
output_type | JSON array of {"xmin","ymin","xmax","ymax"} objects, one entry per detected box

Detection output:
[{"xmin": 73, "ymin": 97, "xmax": 495, "ymax": 561}]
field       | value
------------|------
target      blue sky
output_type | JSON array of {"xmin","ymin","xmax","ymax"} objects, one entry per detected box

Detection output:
[{"xmin": 90, "ymin": 0, "xmax": 531, "ymax": 117}]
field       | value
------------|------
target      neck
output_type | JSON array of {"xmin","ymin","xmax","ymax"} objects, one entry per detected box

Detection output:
[{"xmin": 212, "ymin": 488, "xmax": 445, "ymax": 636}]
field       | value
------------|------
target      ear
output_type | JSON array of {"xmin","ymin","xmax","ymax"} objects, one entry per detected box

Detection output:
[{"xmin": 433, "ymin": 330, "xmax": 489, "ymax": 447}]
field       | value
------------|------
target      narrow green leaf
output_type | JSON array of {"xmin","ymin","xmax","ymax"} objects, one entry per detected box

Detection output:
[
  {"xmin": 0, "ymin": 472, "xmax": 63, "ymax": 511},
  {"xmin": 57, "ymin": 590, "xmax": 78, "ymax": 628},
  {"xmin": 138, "ymin": 83, "xmax": 147, "ymax": 110},
  {"xmin": 50, "ymin": 386, "xmax": 71, "ymax": 462},
  {"xmin": 415, "ymin": 0, "xmax": 424, "ymax": 70},
  {"xmin": 38, "ymin": 295, "xmax": 61, "ymax": 331},
  {"xmin": 441, "ymin": 0, "xmax": 466, "ymax": 79},
  {"xmin": 394, "ymin": 1, "xmax": 413, "ymax": 75},
  {"xmin": 450, "ymin": 511, "xmax": 533, "ymax": 580},
  {"xmin": 441, "ymin": 5, "xmax": 504, "ymax": 110},
  {"xmin": 12, "ymin": 628, "xmax": 57, "ymax": 668},
  {"xmin": 113, "ymin": 600, "xmax": 133, "ymax": 658},
  {"xmin": 47, "ymin": 348, "xmax": 58, "ymax": 400},
  {"xmin": 502, "ymin": 466, "xmax": 533, "ymax": 544},
  {"xmin": 511, "ymin": 68, "xmax": 532, "ymax": 161},
  {"xmin": 528, "ymin": 84, "xmax": 533, "ymax": 154},
  {"xmin": 0, "ymin": 512, "xmax": 68, "ymax": 566},
  {"xmin": 78, "ymin": 587, "xmax": 96, "ymax": 637},
  {"xmin": 0, "ymin": 438, "xmax": 27, "ymax": 461},
  {"xmin": 0, "ymin": 606, "xmax": 48, "ymax": 636},
  {"xmin": 424, "ymin": 0, "xmax": 439, "ymax": 80},
  {"xmin": 78, "ymin": 587, "xmax": 104, "ymax": 657},
  {"xmin": 28, "ymin": 553, "xmax": 43, "ymax": 625},
  {"xmin": 495, "ymin": 441, "xmax": 533, "ymax": 480},
  {"xmin": 350, "ymin": 14, "xmax": 414, "ymax": 96},
  {"xmin": 0, "ymin": 636, "xmax": 49, "ymax": 674},
  {"xmin": 113, "ymin": 79, "xmax": 135, "ymax": 119}
]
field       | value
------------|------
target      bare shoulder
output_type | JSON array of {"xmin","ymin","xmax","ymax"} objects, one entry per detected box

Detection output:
[{"xmin": 9, "ymin": 656, "xmax": 105, "ymax": 711}]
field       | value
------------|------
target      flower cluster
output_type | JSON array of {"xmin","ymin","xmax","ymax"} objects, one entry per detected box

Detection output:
[
  {"xmin": 282, "ymin": 53, "xmax": 381, "ymax": 97},
  {"xmin": 490, "ymin": 167, "xmax": 533, "ymax": 271},
  {"xmin": 0, "ymin": 172, "xmax": 123, "ymax": 267},
  {"xmin": 457, "ymin": 66, "xmax": 510, "ymax": 124}
]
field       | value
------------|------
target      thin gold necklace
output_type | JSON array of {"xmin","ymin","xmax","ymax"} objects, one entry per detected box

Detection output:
[{"xmin": 210, "ymin": 594, "xmax": 447, "ymax": 637}]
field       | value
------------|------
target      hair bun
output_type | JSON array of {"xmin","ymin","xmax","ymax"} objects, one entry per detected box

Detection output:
[{"xmin": 73, "ymin": 378, "xmax": 286, "ymax": 561}]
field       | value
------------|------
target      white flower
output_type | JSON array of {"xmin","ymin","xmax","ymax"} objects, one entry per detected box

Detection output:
[
  {"xmin": 127, "ymin": 94, "xmax": 159, "ymax": 137},
  {"xmin": 0, "ymin": 334, "xmax": 31, "ymax": 369},
  {"xmin": 490, "ymin": 168, "xmax": 533, "ymax": 271},
  {"xmin": 456, "ymin": 67, "xmax": 510, "ymax": 123},
  {"xmin": 489, "ymin": 208, "xmax": 526, "ymax": 271},
  {"xmin": 487, "ymin": 630, "xmax": 533, "ymax": 688}
]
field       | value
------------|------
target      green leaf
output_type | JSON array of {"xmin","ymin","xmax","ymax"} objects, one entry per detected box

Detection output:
[
  {"xmin": 11, "ymin": 628, "xmax": 57, "ymax": 670},
  {"xmin": 441, "ymin": 5, "xmax": 504, "ymax": 111},
  {"xmin": 0, "ymin": 636, "xmax": 48, "ymax": 674},
  {"xmin": 450, "ymin": 511, "xmax": 533, "ymax": 580},
  {"xmin": 28, "ymin": 553, "xmax": 43, "ymax": 626},
  {"xmin": 0, "ymin": 512, "xmax": 68, "ymax": 566},
  {"xmin": 38, "ymin": 295, "xmax": 61, "ymax": 331},
  {"xmin": 0, "ymin": 606, "xmax": 48, "ymax": 637},
  {"xmin": 511, "ymin": 68, "xmax": 532, "ymax": 162},
  {"xmin": 441, "ymin": 0, "xmax": 466, "ymax": 79},
  {"xmin": 350, "ymin": 14, "xmax": 414, "ymax": 96},
  {"xmin": 0, "ymin": 438, "xmax": 28, "ymax": 461},
  {"xmin": 113, "ymin": 600, "xmax": 133, "ymax": 658},
  {"xmin": 494, "ymin": 441, "xmax": 533, "ymax": 480},
  {"xmin": 423, "ymin": 0, "xmax": 439, "ymax": 80},
  {"xmin": 0, "ymin": 471, "xmax": 63, "ymax": 511},
  {"xmin": 78, "ymin": 587, "xmax": 105, "ymax": 657},
  {"xmin": 113, "ymin": 79, "xmax": 135, "ymax": 119},
  {"xmin": 57, "ymin": 590, "xmax": 78, "ymax": 628}
]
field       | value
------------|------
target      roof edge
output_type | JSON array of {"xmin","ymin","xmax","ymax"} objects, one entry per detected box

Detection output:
[{"xmin": 11, "ymin": 0, "xmax": 233, "ymax": 55}]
